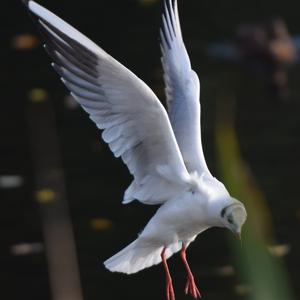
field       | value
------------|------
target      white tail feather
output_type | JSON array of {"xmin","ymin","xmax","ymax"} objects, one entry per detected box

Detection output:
[{"xmin": 104, "ymin": 238, "xmax": 181, "ymax": 274}]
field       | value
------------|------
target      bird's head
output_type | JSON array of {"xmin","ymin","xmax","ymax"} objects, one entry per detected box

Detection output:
[{"xmin": 220, "ymin": 198, "xmax": 247, "ymax": 238}]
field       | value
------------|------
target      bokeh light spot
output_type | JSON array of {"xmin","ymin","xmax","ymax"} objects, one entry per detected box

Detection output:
[
  {"xmin": 215, "ymin": 265, "xmax": 235, "ymax": 277},
  {"xmin": 11, "ymin": 34, "xmax": 40, "ymax": 50},
  {"xmin": 35, "ymin": 188, "xmax": 57, "ymax": 204},
  {"xmin": 89, "ymin": 218, "xmax": 113, "ymax": 231},
  {"xmin": 268, "ymin": 244, "xmax": 290, "ymax": 257},
  {"xmin": 28, "ymin": 88, "xmax": 49, "ymax": 103},
  {"xmin": 235, "ymin": 284, "xmax": 252, "ymax": 295},
  {"xmin": 0, "ymin": 175, "xmax": 24, "ymax": 189},
  {"xmin": 10, "ymin": 242, "xmax": 44, "ymax": 256}
]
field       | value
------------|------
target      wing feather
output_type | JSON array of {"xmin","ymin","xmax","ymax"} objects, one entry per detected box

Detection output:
[
  {"xmin": 161, "ymin": 0, "xmax": 210, "ymax": 175},
  {"xmin": 26, "ymin": 0, "xmax": 191, "ymax": 204}
]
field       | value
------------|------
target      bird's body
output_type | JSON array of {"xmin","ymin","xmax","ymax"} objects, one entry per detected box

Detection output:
[
  {"xmin": 23, "ymin": 0, "xmax": 247, "ymax": 299},
  {"xmin": 143, "ymin": 177, "xmax": 224, "ymax": 245},
  {"xmin": 106, "ymin": 172, "xmax": 231, "ymax": 275}
]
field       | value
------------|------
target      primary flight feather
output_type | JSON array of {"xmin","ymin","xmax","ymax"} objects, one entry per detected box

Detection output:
[{"xmin": 23, "ymin": 1, "xmax": 247, "ymax": 299}]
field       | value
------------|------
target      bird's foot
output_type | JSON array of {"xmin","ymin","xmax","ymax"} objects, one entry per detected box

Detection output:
[
  {"xmin": 166, "ymin": 278, "xmax": 176, "ymax": 300},
  {"xmin": 184, "ymin": 275, "xmax": 201, "ymax": 299},
  {"xmin": 161, "ymin": 247, "xmax": 176, "ymax": 300}
]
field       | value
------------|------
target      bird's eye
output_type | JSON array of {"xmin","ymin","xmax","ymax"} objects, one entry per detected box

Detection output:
[{"xmin": 227, "ymin": 216, "xmax": 233, "ymax": 224}]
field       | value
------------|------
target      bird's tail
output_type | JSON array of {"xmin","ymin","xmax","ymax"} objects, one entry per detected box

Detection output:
[{"xmin": 104, "ymin": 238, "xmax": 181, "ymax": 274}]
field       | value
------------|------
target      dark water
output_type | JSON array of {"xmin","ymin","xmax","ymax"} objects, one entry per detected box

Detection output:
[{"xmin": 1, "ymin": 0, "xmax": 300, "ymax": 299}]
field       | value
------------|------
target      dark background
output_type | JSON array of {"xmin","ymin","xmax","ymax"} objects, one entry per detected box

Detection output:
[{"xmin": 1, "ymin": 0, "xmax": 300, "ymax": 299}]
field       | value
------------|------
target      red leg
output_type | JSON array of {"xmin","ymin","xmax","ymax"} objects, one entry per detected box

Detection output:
[
  {"xmin": 180, "ymin": 245, "xmax": 201, "ymax": 299},
  {"xmin": 161, "ymin": 247, "xmax": 175, "ymax": 300}
]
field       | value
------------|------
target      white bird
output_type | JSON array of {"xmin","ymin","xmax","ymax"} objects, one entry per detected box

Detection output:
[{"xmin": 23, "ymin": 0, "xmax": 247, "ymax": 299}]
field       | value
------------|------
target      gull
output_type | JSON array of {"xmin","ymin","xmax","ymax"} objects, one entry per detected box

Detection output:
[{"xmin": 23, "ymin": 0, "xmax": 247, "ymax": 299}]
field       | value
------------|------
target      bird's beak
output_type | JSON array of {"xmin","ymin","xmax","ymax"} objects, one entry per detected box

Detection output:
[{"xmin": 235, "ymin": 230, "xmax": 242, "ymax": 248}]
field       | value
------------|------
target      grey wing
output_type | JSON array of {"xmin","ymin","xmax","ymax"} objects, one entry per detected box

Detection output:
[
  {"xmin": 161, "ymin": 0, "xmax": 210, "ymax": 175},
  {"xmin": 25, "ymin": 0, "xmax": 191, "ymax": 205}
]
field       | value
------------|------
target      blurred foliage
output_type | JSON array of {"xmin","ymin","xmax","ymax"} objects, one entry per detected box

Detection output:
[{"xmin": 215, "ymin": 96, "xmax": 295, "ymax": 300}]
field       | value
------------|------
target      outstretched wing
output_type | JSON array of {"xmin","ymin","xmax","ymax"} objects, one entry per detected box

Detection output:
[
  {"xmin": 25, "ymin": 0, "xmax": 191, "ymax": 204},
  {"xmin": 160, "ymin": 0, "xmax": 210, "ymax": 175}
]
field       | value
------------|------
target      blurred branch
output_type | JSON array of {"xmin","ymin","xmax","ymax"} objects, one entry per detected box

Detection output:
[{"xmin": 28, "ymin": 97, "xmax": 83, "ymax": 300}]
